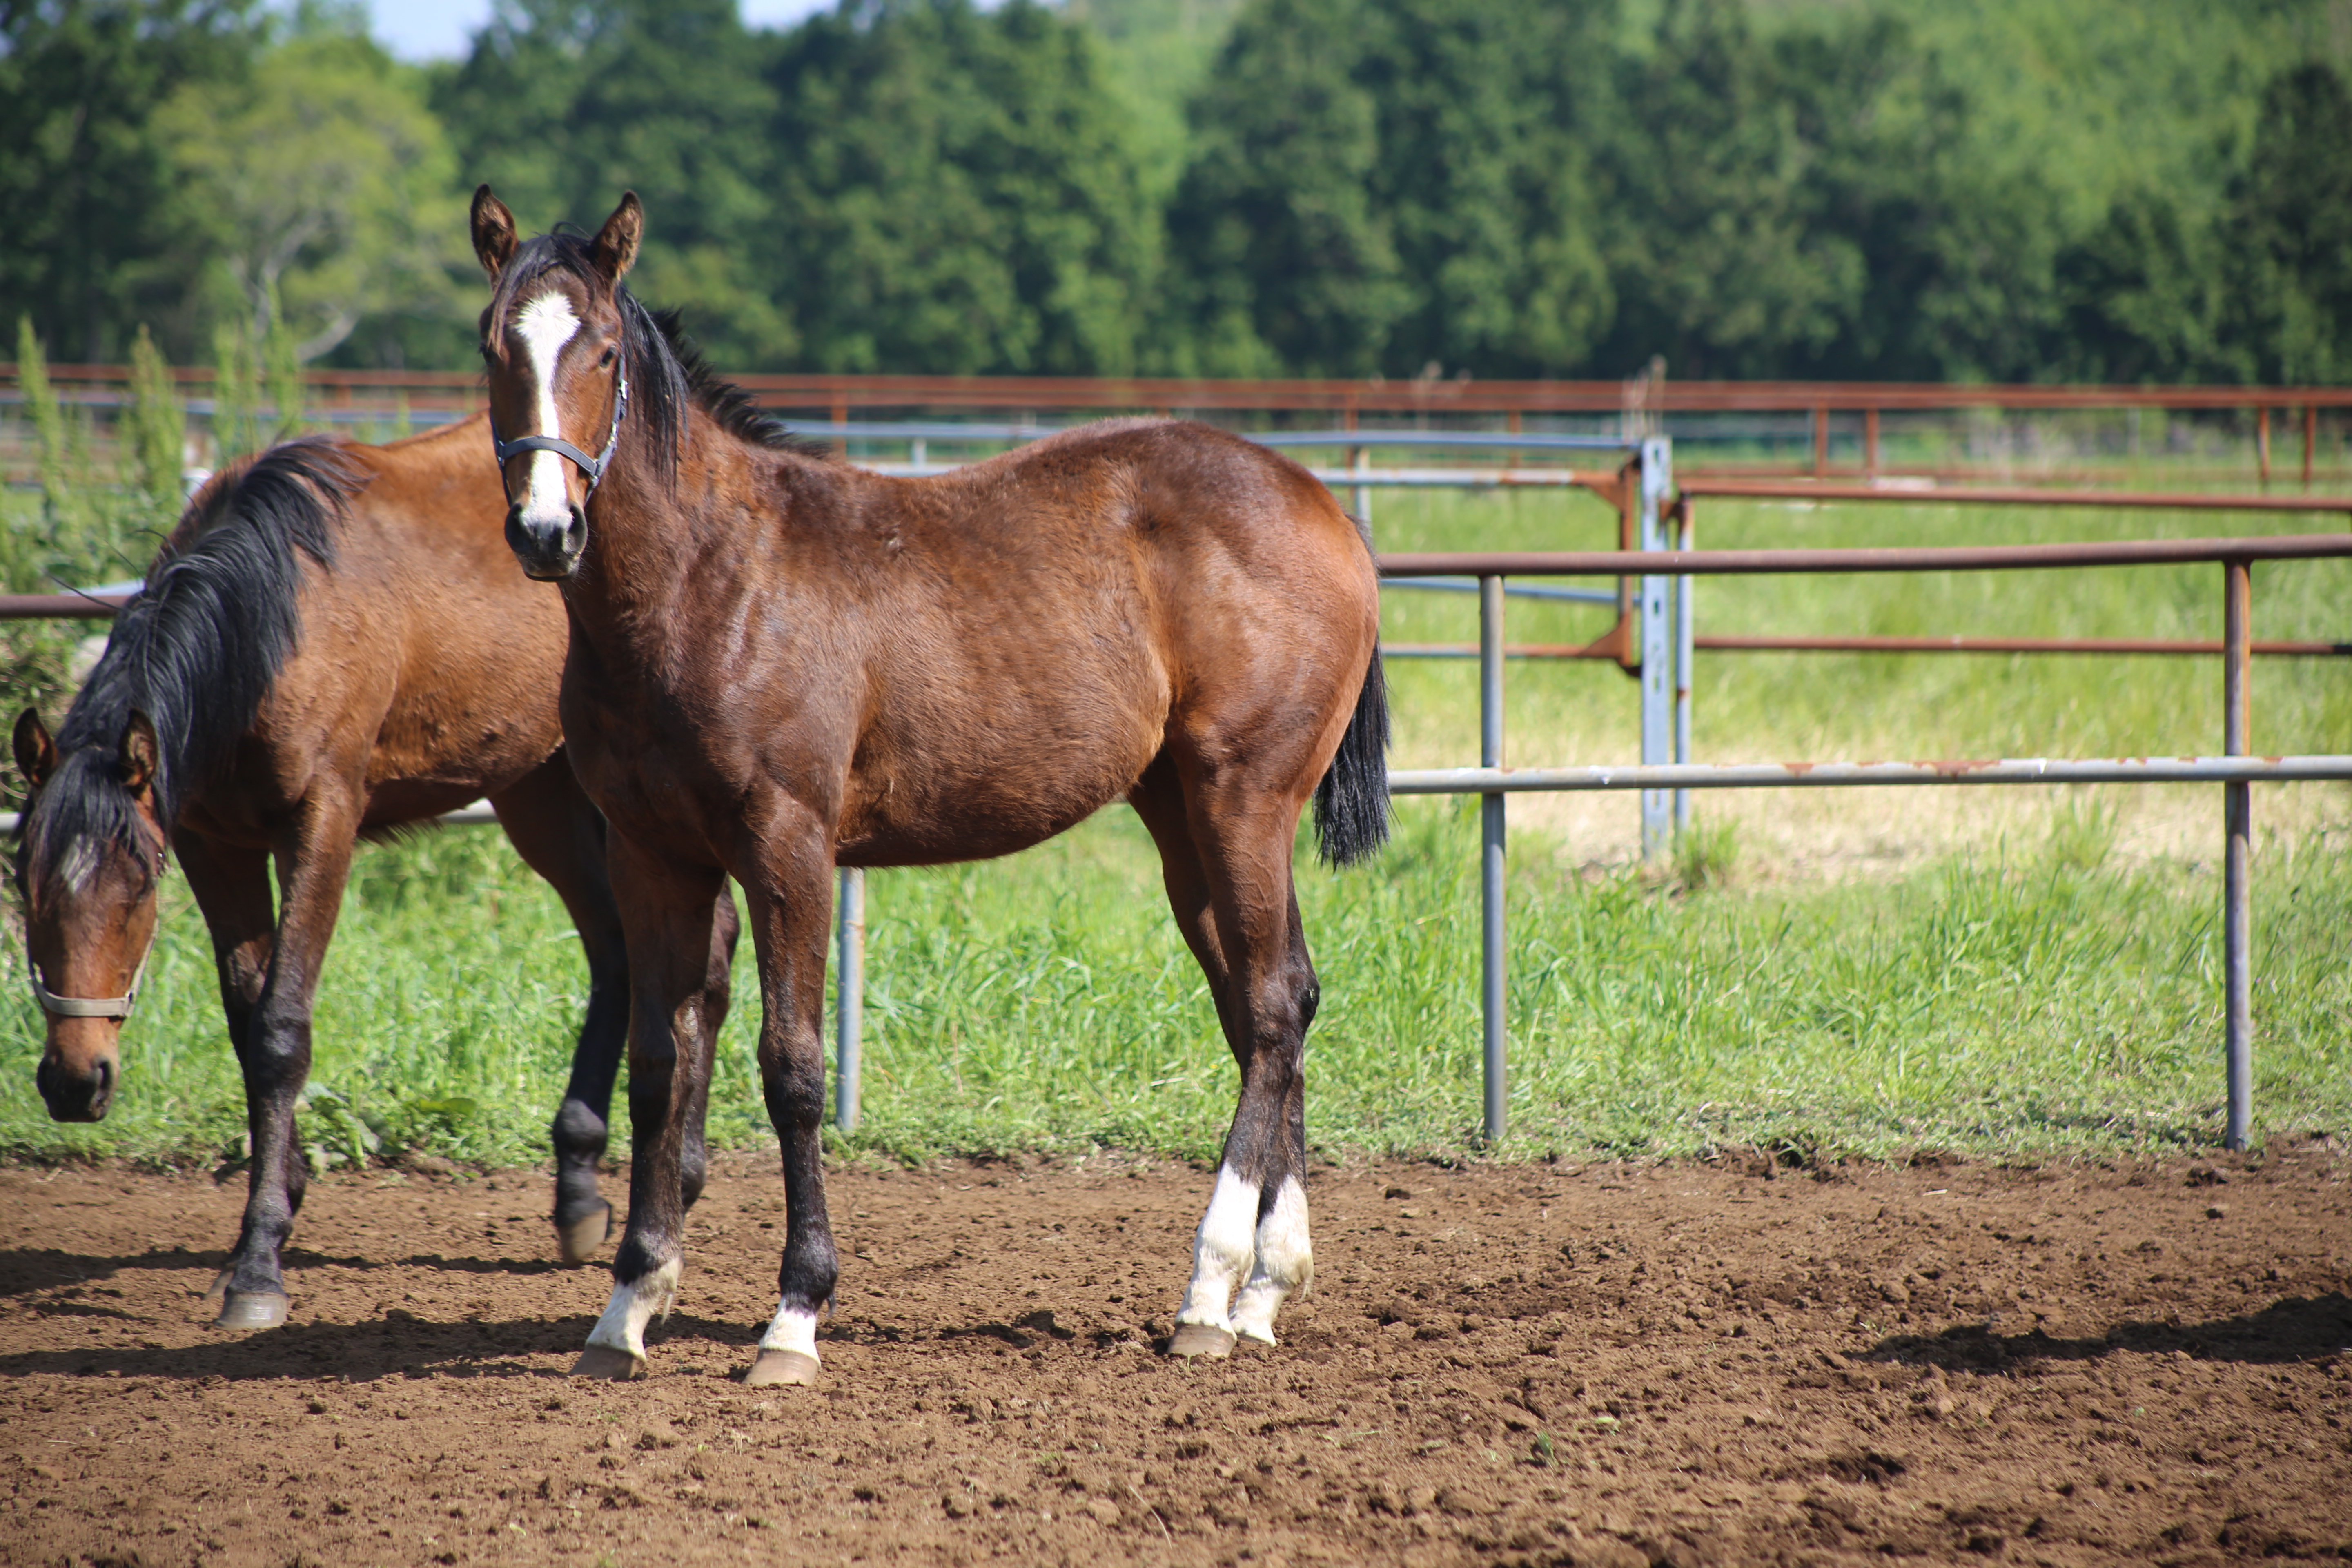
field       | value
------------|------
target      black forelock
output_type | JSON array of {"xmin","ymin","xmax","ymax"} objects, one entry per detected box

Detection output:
[{"xmin": 16, "ymin": 439, "xmax": 360, "ymax": 899}]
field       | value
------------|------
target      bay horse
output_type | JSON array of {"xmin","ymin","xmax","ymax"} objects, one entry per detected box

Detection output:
[
  {"xmin": 10, "ymin": 421, "xmax": 738, "ymax": 1330},
  {"xmin": 468, "ymin": 187, "xmax": 1389, "ymax": 1385}
]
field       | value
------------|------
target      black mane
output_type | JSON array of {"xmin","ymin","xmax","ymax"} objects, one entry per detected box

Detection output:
[
  {"xmin": 487, "ymin": 233, "xmax": 831, "ymax": 470},
  {"xmin": 18, "ymin": 439, "xmax": 359, "ymax": 895}
]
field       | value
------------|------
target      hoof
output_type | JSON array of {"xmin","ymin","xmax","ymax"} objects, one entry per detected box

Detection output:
[
  {"xmin": 571, "ymin": 1345, "xmax": 648, "ymax": 1380},
  {"xmin": 215, "ymin": 1290, "xmax": 289, "ymax": 1331},
  {"xmin": 556, "ymin": 1201, "xmax": 613, "ymax": 1265},
  {"xmin": 1168, "ymin": 1323, "xmax": 1237, "ymax": 1360},
  {"xmin": 744, "ymin": 1350, "xmax": 820, "ymax": 1388}
]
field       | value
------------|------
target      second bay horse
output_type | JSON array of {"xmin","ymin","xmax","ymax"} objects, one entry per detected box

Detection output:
[
  {"xmin": 11, "ymin": 424, "xmax": 738, "ymax": 1329},
  {"xmin": 470, "ymin": 188, "xmax": 1389, "ymax": 1384}
]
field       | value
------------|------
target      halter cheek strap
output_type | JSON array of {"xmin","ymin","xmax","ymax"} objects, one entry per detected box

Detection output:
[{"xmin": 490, "ymin": 365, "xmax": 630, "ymax": 493}]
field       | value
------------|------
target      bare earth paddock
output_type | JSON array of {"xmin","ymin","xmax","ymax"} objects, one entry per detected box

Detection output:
[{"xmin": 3, "ymin": 1151, "xmax": 2349, "ymax": 1568}]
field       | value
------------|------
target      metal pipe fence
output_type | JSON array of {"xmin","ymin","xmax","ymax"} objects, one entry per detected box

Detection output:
[{"xmin": 7, "ymin": 424, "xmax": 2349, "ymax": 1156}]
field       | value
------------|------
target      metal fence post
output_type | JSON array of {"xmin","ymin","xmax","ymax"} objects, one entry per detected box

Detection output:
[
  {"xmin": 835, "ymin": 866, "xmax": 865, "ymax": 1132},
  {"xmin": 1674, "ymin": 498, "xmax": 1694, "ymax": 833},
  {"xmin": 1639, "ymin": 436, "xmax": 1675, "ymax": 858},
  {"xmin": 1480, "ymin": 574, "xmax": 1506, "ymax": 1143},
  {"xmin": 2223, "ymin": 560, "xmax": 2252, "ymax": 1151}
]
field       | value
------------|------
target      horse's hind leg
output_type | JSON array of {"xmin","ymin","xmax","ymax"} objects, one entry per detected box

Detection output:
[
  {"xmin": 490, "ymin": 756, "xmax": 631, "ymax": 1263},
  {"xmin": 1131, "ymin": 764, "xmax": 1319, "ymax": 1356},
  {"xmin": 678, "ymin": 886, "xmax": 741, "ymax": 1212}
]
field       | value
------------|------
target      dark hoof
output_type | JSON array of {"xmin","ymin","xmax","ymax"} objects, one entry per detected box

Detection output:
[
  {"xmin": 572, "ymin": 1345, "xmax": 648, "ymax": 1380},
  {"xmin": 215, "ymin": 1290, "xmax": 289, "ymax": 1331},
  {"xmin": 1168, "ymin": 1323, "xmax": 1237, "ymax": 1360},
  {"xmin": 744, "ymin": 1350, "xmax": 820, "ymax": 1388},
  {"xmin": 556, "ymin": 1201, "xmax": 613, "ymax": 1265}
]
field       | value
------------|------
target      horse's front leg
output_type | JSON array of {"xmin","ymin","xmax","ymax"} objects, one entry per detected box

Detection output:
[
  {"xmin": 487, "ymin": 756, "xmax": 632, "ymax": 1263},
  {"xmin": 174, "ymin": 830, "xmax": 275, "ymax": 1320},
  {"xmin": 574, "ymin": 831, "xmax": 726, "ymax": 1379},
  {"xmin": 204, "ymin": 799, "xmax": 359, "ymax": 1330},
  {"xmin": 738, "ymin": 825, "xmax": 840, "ymax": 1388}
]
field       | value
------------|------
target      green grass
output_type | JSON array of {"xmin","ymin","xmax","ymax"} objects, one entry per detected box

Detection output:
[{"xmin": 2, "ymin": 476, "xmax": 2348, "ymax": 1170}]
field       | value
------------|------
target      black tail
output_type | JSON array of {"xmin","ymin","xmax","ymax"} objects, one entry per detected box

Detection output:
[{"xmin": 1313, "ymin": 648, "xmax": 1391, "ymax": 867}]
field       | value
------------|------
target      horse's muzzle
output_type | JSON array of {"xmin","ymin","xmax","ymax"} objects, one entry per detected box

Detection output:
[
  {"xmin": 506, "ymin": 503, "xmax": 586, "ymax": 581},
  {"xmin": 36, "ymin": 1054, "xmax": 114, "ymax": 1122}
]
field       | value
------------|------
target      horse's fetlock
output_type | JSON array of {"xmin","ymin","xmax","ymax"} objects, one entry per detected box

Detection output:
[{"xmin": 550, "ymin": 1100, "xmax": 609, "ymax": 1155}]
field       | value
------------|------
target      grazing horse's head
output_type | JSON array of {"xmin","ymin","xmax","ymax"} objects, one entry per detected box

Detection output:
[
  {"xmin": 11, "ymin": 708, "xmax": 167, "ymax": 1123},
  {"xmin": 471, "ymin": 186, "xmax": 644, "ymax": 582}
]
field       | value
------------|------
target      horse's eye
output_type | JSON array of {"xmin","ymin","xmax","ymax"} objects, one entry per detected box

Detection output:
[{"xmin": 599, "ymin": 348, "xmax": 615, "ymax": 368}]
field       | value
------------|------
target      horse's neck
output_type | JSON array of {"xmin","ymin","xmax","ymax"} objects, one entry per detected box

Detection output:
[{"xmin": 572, "ymin": 443, "xmax": 750, "ymax": 662}]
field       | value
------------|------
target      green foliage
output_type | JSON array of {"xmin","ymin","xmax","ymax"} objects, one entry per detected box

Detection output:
[
  {"xmin": 14, "ymin": 319, "xmax": 91, "ymax": 541},
  {"xmin": 122, "ymin": 326, "xmax": 187, "ymax": 511},
  {"xmin": 432, "ymin": 0, "xmax": 794, "ymax": 367},
  {"xmin": 157, "ymin": 20, "xmax": 472, "ymax": 370},
  {"xmin": 209, "ymin": 318, "xmax": 262, "ymax": 463},
  {"xmin": 0, "ymin": 0, "xmax": 263, "ymax": 363},
  {"xmin": 760, "ymin": 0, "xmax": 1161, "ymax": 375},
  {"xmin": 1167, "ymin": 0, "xmax": 1615, "ymax": 377},
  {"xmin": 2, "ymin": 0, "xmax": 2350, "ymax": 380}
]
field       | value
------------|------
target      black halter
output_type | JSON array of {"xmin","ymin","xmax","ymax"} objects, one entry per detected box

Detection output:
[{"xmin": 491, "ymin": 364, "xmax": 630, "ymax": 492}]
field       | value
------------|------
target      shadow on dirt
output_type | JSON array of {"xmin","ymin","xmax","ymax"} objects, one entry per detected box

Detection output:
[
  {"xmin": 0, "ymin": 1307, "xmax": 769, "ymax": 1383},
  {"xmin": 0, "ymin": 1245, "xmax": 580, "ymax": 1300},
  {"xmin": 1866, "ymin": 1291, "xmax": 2352, "ymax": 1370}
]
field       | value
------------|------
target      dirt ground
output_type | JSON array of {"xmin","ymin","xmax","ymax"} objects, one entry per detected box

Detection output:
[{"xmin": 3, "ymin": 1146, "xmax": 2349, "ymax": 1568}]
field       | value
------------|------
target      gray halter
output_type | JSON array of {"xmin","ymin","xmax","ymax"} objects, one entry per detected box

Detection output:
[{"xmin": 32, "ymin": 940, "xmax": 154, "ymax": 1020}]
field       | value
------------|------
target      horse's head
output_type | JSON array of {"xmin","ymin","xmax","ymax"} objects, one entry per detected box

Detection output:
[
  {"xmin": 472, "ymin": 186, "xmax": 643, "ymax": 582},
  {"xmin": 11, "ymin": 708, "xmax": 167, "ymax": 1123}
]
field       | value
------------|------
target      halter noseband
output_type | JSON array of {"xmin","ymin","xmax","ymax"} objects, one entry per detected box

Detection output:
[
  {"xmin": 490, "ymin": 362, "xmax": 630, "ymax": 493},
  {"xmin": 31, "ymin": 943, "xmax": 151, "ymax": 1020},
  {"xmin": 32, "ymin": 900, "xmax": 160, "ymax": 1021}
]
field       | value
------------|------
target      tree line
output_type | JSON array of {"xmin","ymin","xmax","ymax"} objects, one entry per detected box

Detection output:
[{"xmin": 4, "ymin": 0, "xmax": 2348, "ymax": 383}]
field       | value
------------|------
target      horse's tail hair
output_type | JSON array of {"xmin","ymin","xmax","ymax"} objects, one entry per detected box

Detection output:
[{"xmin": 1313, "ymin": 647, "xmax": 1391, "ymax": 867}]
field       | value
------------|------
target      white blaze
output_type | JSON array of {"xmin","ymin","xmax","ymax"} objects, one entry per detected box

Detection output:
[{"xmin": 513, "ymin": 291, "xmax": 582, "ymax": 528}]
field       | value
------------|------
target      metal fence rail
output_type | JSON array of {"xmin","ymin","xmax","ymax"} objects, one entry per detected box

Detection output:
[
  {"xmin": 8, "ymin": 427, "xmax": 2346, "ymax": 1156},
  {"xmin": 1400, "ymin": 528, "xmax": 2352, "ymax": 1154}
]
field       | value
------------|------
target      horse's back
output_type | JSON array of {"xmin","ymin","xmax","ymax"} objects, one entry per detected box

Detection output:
[
  {"xmin": 198, "ymin": 419, "xmax": 571, "ymax": 833},
  {"xmin": 802, "ymin": 421, "xmax": 1379, "ymax": 862}
]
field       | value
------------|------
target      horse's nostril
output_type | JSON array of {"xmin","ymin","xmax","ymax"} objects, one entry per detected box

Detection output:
[{"xmin": 93, "ymin": 1058, "xmax": 114, "ymax": 1094}]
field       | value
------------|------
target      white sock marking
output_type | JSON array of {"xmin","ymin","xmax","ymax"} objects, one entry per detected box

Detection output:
[
  {"xmin": 583, "ymin": 1255, "xmax": 681, "ymax": 1361},
  {"xmin": 759, "ymin": 1303, "xmax": 820, "ymax": 1361},
  {"xmin": 513, "ymin": 291, "xmax": 581, "ymax": 528},
  {"xmin": 1232, "ymin": 1174, "xmax": 1312, "ymax": 1345},
  {"xmin": 1176, "ymin": 1163, "xmax": 1258, "ymax": 1330}
]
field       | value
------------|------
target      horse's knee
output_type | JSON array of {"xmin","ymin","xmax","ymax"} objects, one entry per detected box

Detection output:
[{"xmin": 759, "ymin": 1062, "xmax": 825, "ymax": 1130}]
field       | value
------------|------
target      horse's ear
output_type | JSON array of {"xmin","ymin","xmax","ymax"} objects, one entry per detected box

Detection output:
[
  {"xmin": 471, "ymin": 185, "xmax": 518, "ymax": 280},
  {"xmin": 117, "ymin": 710, "xmax": 158, "ymax": 799},
  {"xmin": 12, "ymin": 708, "xmax": 54, "ymax": 789},
  {"xmin": 589, "ymin": 192, "xmax": 643, "ymax": 285}
]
